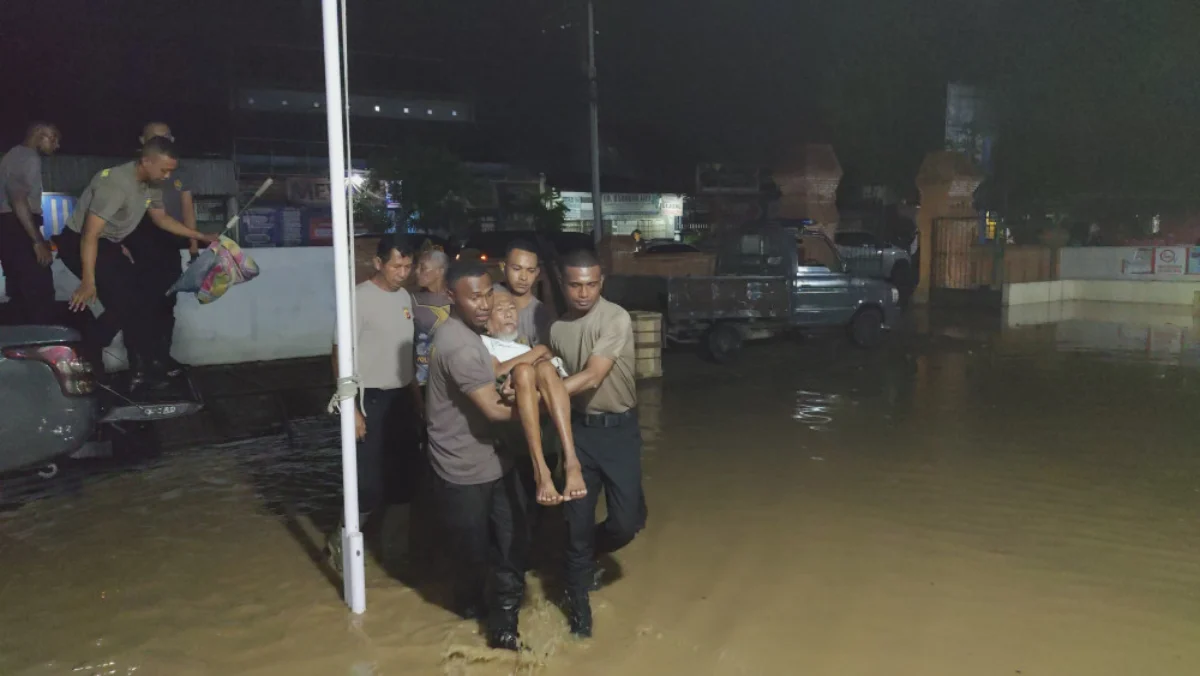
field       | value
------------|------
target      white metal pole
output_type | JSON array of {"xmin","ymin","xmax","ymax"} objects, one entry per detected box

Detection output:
[
  {"xmin": 320, "ymin": 0, "xmax": 366, "ymax": 614},
  {"xmin": 587, "ymin": 0, "xmax": 604, "ymax": 245}
]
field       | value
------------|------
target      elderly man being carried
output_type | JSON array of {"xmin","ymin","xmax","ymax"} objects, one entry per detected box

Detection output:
[{"xmin": 483, "ymin": 289, "xmax": 587, "ymax": 505}]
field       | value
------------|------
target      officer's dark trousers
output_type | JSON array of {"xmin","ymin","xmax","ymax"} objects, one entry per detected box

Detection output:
[
  {"xmin": 562, "ymin": 408, "xmax": 647, "ymax": 593},
  {"xmin": 124, "ymin": 221, "xmax": 185, "ymax": 357},
  {"xmin": 0, "ymin": 213, "xmax": 57, "ymax": 325},
  {"xmin": 430, "ymin": 464, "xmax": 531, "ymax": 609},
  {"xmin": 54, "ymin": 228, "xmax": 158, "ymax": 363},
  {"xmin": 356, "ymin": 387, "xmax": 423, "ymax": 516}
]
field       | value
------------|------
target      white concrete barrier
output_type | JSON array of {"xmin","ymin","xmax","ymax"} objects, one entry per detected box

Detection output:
[
  {"xmin": 1004, "ymin": 279, "xmax": 1200, "ymax": 307},
  {"xmin": 3, "ymin": 247, "xmax": 338, "ymax": 369}
]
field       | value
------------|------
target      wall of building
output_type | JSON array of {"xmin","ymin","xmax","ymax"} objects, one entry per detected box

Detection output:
[
  {"xmin": 1003, "ymin": 279, "xmax": 1200, "ymax": 307},
  {"xmin": 1058, "ymin": 246, "xmax": 1200, "ymax": 281},
  {"xmin": 2, "ymin": 248, "xmax": 338, "ymax": 369}
]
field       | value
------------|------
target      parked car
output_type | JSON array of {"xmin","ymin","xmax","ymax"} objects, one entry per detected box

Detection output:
[
  {"xmin": 605, "ymin": 223, "xmax": 901, "ymax": 361},
  {"xmin": 833, "ymin": 231, "xmax": 914, "ymax": 289},
  {"xmin": 0, "ymin": 325, "xmax": 203, "ymax": 475}
]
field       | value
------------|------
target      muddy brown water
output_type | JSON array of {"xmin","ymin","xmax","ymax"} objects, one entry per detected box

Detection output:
[{"xmin": 4, "ymin": 315, "xmax": 1200, "ymax": 675}]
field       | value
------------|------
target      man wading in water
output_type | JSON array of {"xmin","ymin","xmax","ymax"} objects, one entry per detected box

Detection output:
[
  {"xmin": 327, "ymin": 235, "xmax": 423, "ymax": 567},
  {"xmin": 426, "ymin": 261, "xmax": 531, "ymax": 651},
  {"xmin": 549, "ymin": 248, "xmax": 647, "ymax": 638}
]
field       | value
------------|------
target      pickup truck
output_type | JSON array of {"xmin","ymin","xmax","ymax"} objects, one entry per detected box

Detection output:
[
  {"xmin": 0, "ymin": 325, "xmax": 203, "ymax": 476},
  {"xmin": 604, "ymin": 223, "xmax": 902, "ymax": 361}
]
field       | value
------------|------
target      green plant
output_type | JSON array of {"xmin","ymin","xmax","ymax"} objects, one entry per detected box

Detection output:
[
  {"xmin": 361, "ymin": 143, "xmax": 482, "ymax": 236},
  {"xmin": 509, "ymin": 188, "xmax": 568, "ymax": 233}
]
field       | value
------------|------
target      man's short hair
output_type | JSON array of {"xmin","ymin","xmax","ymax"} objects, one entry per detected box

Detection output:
[
  {"xmin": 26, "ymin": 122, "xmax": 58, "ymax": 141},
  {"xmin": 418, "ymin": 249, "xmax": 450, "ymax": 269},
  {"xmin": 505, "ymin": 239, "xmax": 540, "ymax": 262},
  {"xmin": 140, "ymin": 136, "xmax": 178, "ymax": 160},
  {"xmin": 375, "ymin": 233, "xmax": 415, "ymax": 261},
  {"xmin": 558, "ymin": 248, "xmax": 602, "ymax": 273},
  {"xmin": 142, "ymin": 121, "xmax": 171, "ymax": 139},
  {"xmin": 447, "ymin": 260, "xmax": 491, "ymax": 289}
]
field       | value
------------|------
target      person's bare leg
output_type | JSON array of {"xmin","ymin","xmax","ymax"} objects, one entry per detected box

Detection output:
[
  {"xmin": 534, "ymin": 360, "xmax": 587, "ymax": 501},
  {"xmin": 513, "ymin": 363, "xmax": 562, "ymax": 505}
]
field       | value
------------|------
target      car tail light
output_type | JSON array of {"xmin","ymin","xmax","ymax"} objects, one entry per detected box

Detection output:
[{"xmin": 2, "ymin": 344, "xmax": 95, "ymax": 396}]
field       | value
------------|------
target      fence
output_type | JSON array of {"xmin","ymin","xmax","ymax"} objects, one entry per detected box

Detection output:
[{"xmin": 930, "ymin": 218, "xmax": 1057, "ymax": 290}]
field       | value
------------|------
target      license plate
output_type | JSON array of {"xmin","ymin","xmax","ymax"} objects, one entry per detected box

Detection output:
[{"xmin": 141, "ymin": 405, "xmax": 180, "ymax": 417}]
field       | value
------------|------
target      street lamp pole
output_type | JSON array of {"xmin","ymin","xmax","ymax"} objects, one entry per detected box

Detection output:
[{"xmin": 587, "ymin": 0, "xmax": 604, "ymax": 244}]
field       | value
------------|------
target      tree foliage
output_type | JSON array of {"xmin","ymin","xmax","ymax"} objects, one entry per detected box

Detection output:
[{"xmin": 356, "ymin": 142, "xmax": 483, "ymax": 236}]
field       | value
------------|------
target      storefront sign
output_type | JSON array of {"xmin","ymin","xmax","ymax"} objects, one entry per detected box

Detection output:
[
  {"xmin": 602, "ymin": 193, "xmax": 661, "ymax": 216},
  {"xmin": 286, "ymin": 177, "xmax": 332, "ymax": 206},
  {"xmin": 660, "ymin": 195, "xmax": 684, "ymax": 218}
]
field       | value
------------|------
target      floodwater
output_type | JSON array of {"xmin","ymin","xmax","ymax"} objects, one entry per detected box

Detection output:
[{"xmin": 5, "ymin": 306, "xmax": 1200, "ymax": 675}]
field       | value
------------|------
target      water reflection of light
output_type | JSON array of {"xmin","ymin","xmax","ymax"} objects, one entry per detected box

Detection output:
[{"xmin": 792, "ymin": 390, "xmax": 840, "ymax": 431}]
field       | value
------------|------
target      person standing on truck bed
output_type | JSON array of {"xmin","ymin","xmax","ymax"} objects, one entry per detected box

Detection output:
[
  {"xmin": 121, "ymin": 122, "xmax": 200, "ymax": 377},
  {"xmin": 54, "ymin": 137, "xmax": 217, "ymax": 392},
  {"xmin": 499, "ymin": 240, "xmax": 554, "ymax": 347},
  {"xmin": 0, "ymin": 122, "xmax": 61, "ymax": 325},
  {"xmin": 549, "ymin": 247, "xmax": 646, "ymax": 639}
]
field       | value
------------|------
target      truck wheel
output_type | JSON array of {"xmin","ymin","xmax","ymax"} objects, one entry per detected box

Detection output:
[
  {"xmin": 705, "ymin": 324, "xmax": 743, "ymax": 363},
  {"xmin": 848, "ymin": 307, "xmax": 885, "ymax": 348}
]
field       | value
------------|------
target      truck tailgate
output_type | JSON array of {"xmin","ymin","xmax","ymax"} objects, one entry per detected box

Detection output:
[
  {"xmin": 667, "ymin": 276, "xmax": 790, "ymax": 321},
  {"xmin": 98, "ymin": 374, "xmax": 205, "ymax": 423}
]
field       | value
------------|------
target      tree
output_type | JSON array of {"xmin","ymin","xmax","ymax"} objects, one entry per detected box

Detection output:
[
  {"xmin": 356, "ymin": 142, "xmax": 483, "ymax": 236},
  {"xmin": 507, "ymin": 188, "xmax": 568, "ymax": 233}
]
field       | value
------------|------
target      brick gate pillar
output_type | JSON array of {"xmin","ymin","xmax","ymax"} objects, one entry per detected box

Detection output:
[
  {"xmin": 773, "ymin": 144, "xmax": 843, "ymax": 237},
  {"xmin": 913, "ymin": 151, "xmax": 983, "ymax": 304}
]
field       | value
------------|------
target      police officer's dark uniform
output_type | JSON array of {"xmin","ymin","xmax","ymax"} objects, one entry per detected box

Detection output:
[
  {"xmin": 0, "ymin": 130, "xmax": 58, "ymax": 325},
  {"xmin": 54, "ymin": 150, "xmax": 202, "ymax": 388},
  {"xmin": 124, "ymin": 164, "xmax": 193, "ymax": 372},
  {"xmin": 549, "ymin": 293, "xmax": 647, "ymax": 637}
]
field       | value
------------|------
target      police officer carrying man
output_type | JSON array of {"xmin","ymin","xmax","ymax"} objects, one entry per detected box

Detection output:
[
  {"xmin": 54, "ymin": 137, "xmax": 216, "ymax": 391},
  {"xmin": 426, "ymin": 260, "xmax": 531, "ymax": 651},
  {"xmin": 123, "ymin": 122, "xmax": 200, "ymax": 376},
  {"xmin": 549, "ymin": 248, "xmax": 646, "ymax": 638},
  {"xmin": 0, "ymin": 122, "xmax": 61, "ymax": 324}
]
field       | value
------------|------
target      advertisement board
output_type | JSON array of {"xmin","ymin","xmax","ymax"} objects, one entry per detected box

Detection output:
[
  {"xmin": 1121, "ymin": 247, "xmax": 1155, "ymax": 275},
  {"xmin": 944, "ymin": 83, "xmax": 997, "ymax": 174},
  {"xmin": 1154, "ymin": 247, "xmax": 1187, "ymax": 276},
  {"xmin": 1188, "ymin": 247, "xmax": 1200, "ymax": 275},
  {"xmin": 239, "ymin": 207, "xmax": 307, "ymax": 248}
]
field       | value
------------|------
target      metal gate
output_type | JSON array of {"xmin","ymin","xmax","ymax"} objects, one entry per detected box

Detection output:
[{"xmin": 930, "ymin": 217, "xmax": 979, "ymax": 289}]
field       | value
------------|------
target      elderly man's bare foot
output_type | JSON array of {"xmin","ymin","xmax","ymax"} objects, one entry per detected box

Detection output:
[
  {"xmin": 535, "ymin": 473, "xmax": 564, "ymax": 505},
  {"xmin": 563, "ymin": 464, "xmax": 588, "ymax": 501}
]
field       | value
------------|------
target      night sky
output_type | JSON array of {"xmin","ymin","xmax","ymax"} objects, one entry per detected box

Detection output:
[{"xmin": 2, "ymin": 0, "xmax": 1197, "ymax": 207}]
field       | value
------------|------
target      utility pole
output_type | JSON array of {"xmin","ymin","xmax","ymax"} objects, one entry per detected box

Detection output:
[{"xmin": 586, "ymin": 0, "xmax": 604, "ymax": 244}]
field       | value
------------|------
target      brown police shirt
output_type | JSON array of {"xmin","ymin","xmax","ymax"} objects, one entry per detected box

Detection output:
[
  {"xmin": 66, "ymin": 162, "xmax": 164, "ymax": 242},
  {"xmin": 550, "ymin": 296, "xmax": 637, "ymax": 414},
  {"xmin": 426, "ymin": 315, "xmax": 510, "ymax": 485}
]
